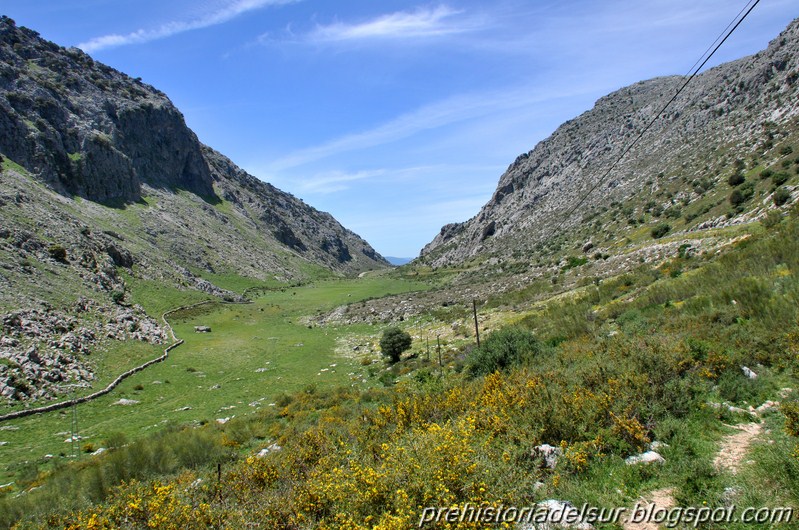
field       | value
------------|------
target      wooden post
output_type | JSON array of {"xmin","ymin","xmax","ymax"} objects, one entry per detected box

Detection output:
[
  {"xmin": 437, "ymin": 335, "xmax": 442, "ymax": 374},
  {"xmin": 473, "ymin": 299, "xmax": 481, "ymax": 348},
  {"xmin": 426, "ymin": 335, "xmax": 430, "ymax": 362}
]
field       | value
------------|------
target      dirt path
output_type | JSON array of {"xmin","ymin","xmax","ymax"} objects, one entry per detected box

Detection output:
[
  {"xmin": 623, "ymin": 421, "xmax": 763, "ymax": 529},
  {"xmin": 713, "ymin": 422, "xmax": 763, "ymax": 474},
  {"xmin": 623, "ymin": 487, "xmax": 675, "ymax": 530}
]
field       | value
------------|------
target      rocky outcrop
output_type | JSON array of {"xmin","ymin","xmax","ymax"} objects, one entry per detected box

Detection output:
[
  {"xmin": 0, "ymin": 299, "xmax": 166, "ymax": 402},
  {"xmin": 203, "ymin": 147, "xmax": 389, "ymax": 272},
  {"xmin": 0, "ymin": 16, "xmax": 387, "ymax": 276},
  {"xmin": 0, "ymin": 17, "xmax": 214, "ymax": 203},
  {"xmin": 421, "ymin": 18, "xmax": 799, "ymax": 267}
]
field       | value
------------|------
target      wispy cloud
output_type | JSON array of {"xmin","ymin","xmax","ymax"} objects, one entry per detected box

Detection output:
[
  {"xmin": 294, "ymin": 169, "xmax": 386, "ymax": 194},
  {"xmin": 78, "ymin": 0, "xmax": 297, "ymax": 52},
  {"xmin": 306, "ymin": 5, "xmax": 471, "ymax": 43},
  {"xmin": 266, "ymin": 82, "xmax": 596, "ymax": 172}
]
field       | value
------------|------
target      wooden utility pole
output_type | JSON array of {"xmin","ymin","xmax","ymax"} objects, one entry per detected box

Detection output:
[
  {"xmin": 472, "ymin": 299, "xmax": 481, "ymax": 348},
  {"xmin": 437, "ymin": 334, "xmax": 442, "ymax": 374}
]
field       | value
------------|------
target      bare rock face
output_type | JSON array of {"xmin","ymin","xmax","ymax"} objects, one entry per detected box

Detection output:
[
  {"xmin": 420, "ymin": 18, "xmax": 799, "ymax": 267},
  {"xmin": 0, "ymin": 17, "xmax": 214, "ymax": 204}
]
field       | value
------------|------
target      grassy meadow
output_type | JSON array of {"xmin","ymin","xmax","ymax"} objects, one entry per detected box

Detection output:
[
  {"xmin": 2, "ymin": 210, "xmax": 799, "ymax": 528},
  {"xmin": 0, "ymin": 273, "xmax": 430, "ymax": 490}
]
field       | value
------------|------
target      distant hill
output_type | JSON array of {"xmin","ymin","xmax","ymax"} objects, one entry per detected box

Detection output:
[
  {"xmin": 385, "ymin": 256, "xmax": 413, "ymax": 266},
  {"xmin": 420, "ymin": 17, "xmax": 799, "ymax": 269}
]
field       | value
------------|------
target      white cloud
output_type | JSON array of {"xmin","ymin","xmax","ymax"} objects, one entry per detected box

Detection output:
[
  {"xmin": 306, "ymin": 5, "xmax": 471, "ymax": 42},
  {"xmin": 266, "ymin": 82, "xmax": 597, "ymax": 172},
  {"xmin": 78, "ymin": 0, "xmax": 297, "ymax": 52},
  {"xmin": 294, "ymin": 169, "xmax": 386, "ymax": 194}
]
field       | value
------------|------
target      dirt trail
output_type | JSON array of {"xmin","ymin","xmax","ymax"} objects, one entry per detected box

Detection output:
[
  {"xmin": 623, "ymin": 421, "xmax": 763, "ymax": 529},
  {"xmin": 713, "ymin": 422, "xmax": 763, "ymax": 474},
  {"xmin": 623, "ymin": 487, "xmax": 675, "ymax": 530}
]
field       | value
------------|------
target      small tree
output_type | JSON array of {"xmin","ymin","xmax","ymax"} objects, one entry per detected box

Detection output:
[
  {"xmin": 466, "ymin": 327, "xmax": 545, "ymax": 377},
  {"xmin": 730, "ymin": 181, "xmax": 755, "ymax": 208},
  {"xmin": 379, "ymin": 327, "xmax": 412, "ymax": 364},
  {"xmin": 651, "ymin": 223, "xmax": 671, "ymax": 239},
  {"xmin": 772, "ymin": 172, "xmax": 790, "ymax": 186}
]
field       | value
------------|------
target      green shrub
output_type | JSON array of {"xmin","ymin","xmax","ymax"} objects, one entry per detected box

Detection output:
[
  {"xmin": 762, "ymin": 210, "xmax": 783, "ymax": 228},
  {"xmin": 774, "ymin": 187, "xmax": 791, "ymax": 206},
  {"xmin": 716, "ymin": 368, "xmax": 764, "ymax": 404},
  {"xmin": 466, "ymin": 327, "xmax": 545, "ymax": 377},
  {"xmin": 783, "ymin": 401, "xmax": 799, "ymax": 437},
  {"xmin": 563, "ymin": 256, "xmax": 588, "ymax": 270},
  {"xmin": 651, "ymin": 223, "xmax": 671, "ymax": 239},
  {"xmin": 47, "ymin": 244, "xmax": 68, "ymax": 263},
  {"xmin": 729, "ymin": 182, "xmax": 755, "ymax": 207},
  {"xmin": 772, "ymin": 172, "xmax": 790, "ymax": 186},
  {"xmin": 727, "ymin": 172, "xmax": 745, "ymax": 186}
]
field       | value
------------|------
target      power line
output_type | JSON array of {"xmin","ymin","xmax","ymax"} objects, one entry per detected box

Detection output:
[
  {"xmin": 684, "ymin": 0, "xmax": 758, "ymax": 79},
  {"xmin": 554, "ymin": 0, "xmax": 761, "ymax": 234}
]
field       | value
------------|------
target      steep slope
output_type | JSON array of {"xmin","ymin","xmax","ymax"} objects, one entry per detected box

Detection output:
[
  {"xmin": 0, "ymin": 16, "xmax": 387, "ymax": 401},
  {"xmin": 0, "ymin": 16, "xmax": 386, "ymax": 277},
  {"xmin": 420, "ymin": 18, "xmax": 799, "ymax": 268}
]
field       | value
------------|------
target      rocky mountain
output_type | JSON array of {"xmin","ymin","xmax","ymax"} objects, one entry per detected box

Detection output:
[
  {"xmin": 420, "ymin": 17, "xmax": 799, "ymax": 268},
  {"xmin": 0, "ymin": 16, "xmax": 387, "ymax": 401}
]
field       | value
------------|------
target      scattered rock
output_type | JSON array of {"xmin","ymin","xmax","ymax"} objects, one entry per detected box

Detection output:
[
  {"xmin": 756, "ymin": 400, "xmax": 779, "ymax": 414},
  {"xmin": 741, "ymin": 366, "xmax": 757, "ymax": 379},
  {"xmin": 256, "ymin": 443, "xmax": 282, "ymax": 458},
  {"xmin": 625, "ymin": 451, "xmax": 665, "ymax": 466},
  {"xmin": 112, "ymin": 398, "xmax": 139, "ymax": 406},
  {"xmin": 194, "ymin": 326, "xmax": 211, "ymax": 333},
  {"xmin": 533, "ymin": 443, "xmax": 562, "ymax": 469}
]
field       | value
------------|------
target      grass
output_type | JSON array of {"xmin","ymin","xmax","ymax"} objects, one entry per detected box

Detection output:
[
  {"xmin": 0, "ymin": 156, "xmax": 29, "ymax": 175},
  {"xmin": 121, "ymin": 272, "xmax": 213, "ymax": 317},
  {"xmin": 0, "ymin": 273, "xmax": 430, "ymax": 490}
]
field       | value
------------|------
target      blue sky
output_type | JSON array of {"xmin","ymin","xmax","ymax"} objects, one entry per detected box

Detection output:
[{"xmin": 3, "ymin": 1, "xmax": 797, "ymax": 258}]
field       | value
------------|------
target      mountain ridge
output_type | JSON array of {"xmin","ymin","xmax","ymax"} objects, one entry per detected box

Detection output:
[{"xmin": 419, "ymin": 17, "xmax": 799, "ymax": 267}]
